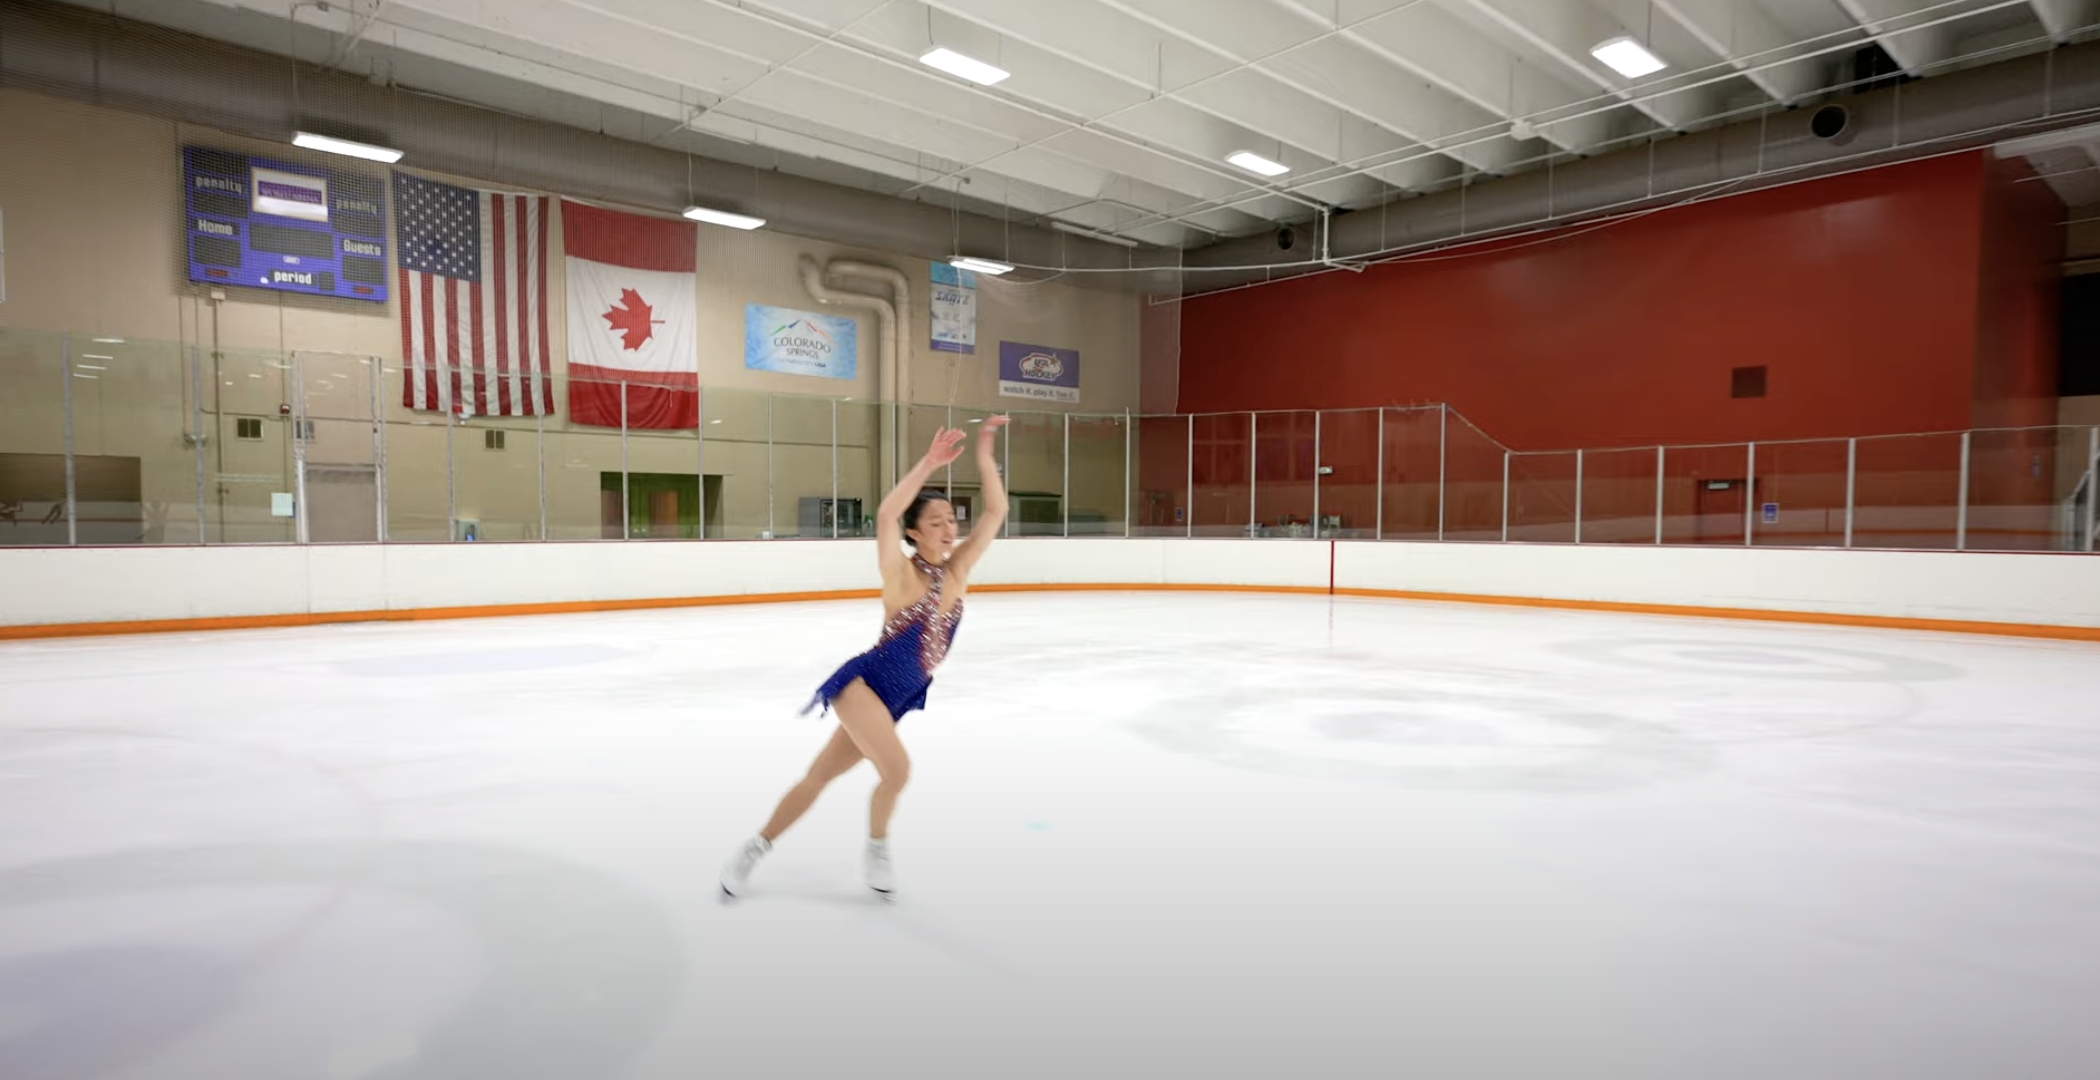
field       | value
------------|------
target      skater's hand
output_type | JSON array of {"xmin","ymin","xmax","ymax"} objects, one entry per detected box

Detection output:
[
  {"xmin": 976, "ymin": 415, "xmax": 1010, "ymax": 458},
  {"xmin": 920, "ymin": 428, "xmax": 968, "ymax": 469}
]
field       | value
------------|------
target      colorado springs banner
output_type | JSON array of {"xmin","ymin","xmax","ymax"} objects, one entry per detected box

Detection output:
[
  {"xmin": 744, "ymin": 304, "xmax": 858, "ymax": 380},
  {"xmin": 930, "ymin": 261, "xmax": 977, "ymax": 354},
  {"xmin": 998, "ymin": 341, "xmax": 1080, "ymax": 404}
]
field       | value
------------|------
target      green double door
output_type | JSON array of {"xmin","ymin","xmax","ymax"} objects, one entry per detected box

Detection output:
[{"xmin": 601, "ymin": 472, "xmax": 717, "ymax": 539}]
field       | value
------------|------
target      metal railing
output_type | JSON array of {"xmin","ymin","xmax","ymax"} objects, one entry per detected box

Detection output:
[{"xmin": 1, "ymin": 326, "xmax": 2094, "ymax": 554}]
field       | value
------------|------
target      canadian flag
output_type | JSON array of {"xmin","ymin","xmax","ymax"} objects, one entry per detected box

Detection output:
[{"xmin": 563, "ymin": 200, "xmax": 699, "ymax": 429}]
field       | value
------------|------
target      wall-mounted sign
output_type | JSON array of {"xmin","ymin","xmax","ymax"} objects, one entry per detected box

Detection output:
[
  {"xmin": 998, "ymin": 341, "xmax": 1080, "ymax": 404},
  {"xmin": 745, "ymin": 304, "xmax": 858, "ymax": 380}
]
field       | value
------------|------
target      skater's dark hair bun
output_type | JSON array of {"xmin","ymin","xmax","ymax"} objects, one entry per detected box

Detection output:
[{"xmin": 902, "ymin": 490, "xmax": 952, "ymax": 547}]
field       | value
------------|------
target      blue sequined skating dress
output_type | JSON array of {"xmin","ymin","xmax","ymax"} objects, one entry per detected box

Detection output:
[{"xmin": 804, "ymin": 552, "xmax": 963, "ymax": 723}]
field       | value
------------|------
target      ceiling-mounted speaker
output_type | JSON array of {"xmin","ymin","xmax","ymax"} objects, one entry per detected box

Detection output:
[
  {"xmin": 1810, "ymin": 104, "xmax": 1852, "ymax": 143},
  {"xmin": 1277, "ymin": 226, "xmax": 1296, "ymax": 251}
]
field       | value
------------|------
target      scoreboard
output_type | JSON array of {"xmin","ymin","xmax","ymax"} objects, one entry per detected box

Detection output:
[{"xmin": 183, "ymin": 146, "xmax": 390, "ymax": 303}]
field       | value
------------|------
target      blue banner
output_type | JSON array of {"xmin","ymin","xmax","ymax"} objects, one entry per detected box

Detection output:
[
  {"xmin": 999, "ymin": 341, "xmax": 1080, "ymax": 404},
  {"xmin": 744, "ymin": 304, "xmax": 858, "ymax": 380}
]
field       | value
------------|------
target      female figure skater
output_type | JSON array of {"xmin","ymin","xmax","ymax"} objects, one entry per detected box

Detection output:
[{"xmin": 720, "ymin": 417, "xmax": 1010, "ymax": 898}]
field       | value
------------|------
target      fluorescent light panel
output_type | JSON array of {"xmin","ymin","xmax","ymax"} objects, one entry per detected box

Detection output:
[
  {"xmin": 949, "ymin": 256, "xmax": 1014, "ymax": 275},
  {"xmin": 291, "ymin": 131, "xmax": 403, "ymax": 163},
  {"xmin": 683, "ymin": 206, "xmax": 766, "ymax": 230},
  {"xmin": 1052, "ymin": 221, "xmax": 1141, "ymax": 249},
  {"xmin": 919, "ymin": 47, "xmax": 1010, "ymax": 86},
  {"xmin": 1226, "ymin": 150, "xmax": 1289, "ymax": 177},
  {"xmin": 1591, "ymin": 36, "xmax": 1666, "ymax": 78}
]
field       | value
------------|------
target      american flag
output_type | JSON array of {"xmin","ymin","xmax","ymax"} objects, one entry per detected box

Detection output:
[{"xmin": 394, "ymin": 172, "xmax": 552, "ymax": 417}]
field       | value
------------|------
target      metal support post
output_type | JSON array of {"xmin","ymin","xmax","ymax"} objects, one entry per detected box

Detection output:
[
  {"xmin": 766, "ymin": 393, "xmax": 776, "ymax": 539},
  {"xmin": 1437, "ymin": 404, "xmax": 1448, "ymax": 541},
  {"xmin": 1574, "ymin": 449, "xmax": 1584, "ymax": 544},
  {"xmin": 292, "ymin": 358, "xmax": 309, "ymax": 544},
  {"xmin": 368, "ymin": 356, "xmax": 384, "ymax": 543},
  {"xmin": 1653, "ymin": 446, "xmax": 1666, "ymax": 545},
  {"xmin": 1062, "ymin": 411, "xmax": 1072, "ymax": 538},
  {"xmin": 1312, "ymin": 411, "xmax": 1323, "ymax": 538},
  {"xmin": 1500, "ymin": 451, "xmax": 1510, "ymax": 542},
  {"xmin": 61, "ymin": 332, "xmax": 76, "ymax": 546},
  {"xmin": 2084, "ymin": 428, "xmax": 2098, "ymax": 552},
  {"xmin": 705, "ymin": 384, "xmax": 713, "ymax": 537},
  {"xmin": 1247, "ymin": 412, "xmax": 1257, "ymax": 537},
  {"xmin": 1185, "ymin": 415, "xmax": 1195, "ymax": 539},
  {"xmin": 379, "ymin": 361, "xmax": 395, "ymax": 542},
  {"xmin": 1956, "ymin": 432, "xmax": 1971, "ymax": 551},
  {"xmin": 535, "ymin": 410, "xmax": 546, "ymax": 542},
  {"xmin": 619, "ymin": 382, "xmax": 631, "ymax": 541},
  {"xmin": 1374, "ymin": 409, "xmax": 1386, "ymax": 541},
  {"xmin": 445, "ymin": 380, "xmax": 458, "ymax": 542},
  {"xmin": 1002, "ymin": 419, "xmax": 1012, "ymax": 539},
  {"xmin": 831, "ymin": 398, "xmax": 840, "ymax": 540},
  {"xmin": 1843, "ymin": 438, "xmax": 1857, "ymax": 549},
  {"xmin": 1123, "ymin": 410, "xmax": 1133, "ymax": 539},
  {"xmin": 193, "ymin": 345, "xmax": 210, "ymax": 543},
  {"xmin": 1743, "ymin": 443, "xmax": 1756, "ymax": 546}
]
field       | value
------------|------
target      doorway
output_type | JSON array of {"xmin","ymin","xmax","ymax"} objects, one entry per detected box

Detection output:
[
  {"xmin": 601, "ymin": 472, "xmax": 716, "ymax": 539},
  {"xmin": 1693, "ymin": 477, "xmax": 1759, "ymax": 543},
  {"xmin": 306, "ymin": 465, "xmax": 379, "ymax": 542}
]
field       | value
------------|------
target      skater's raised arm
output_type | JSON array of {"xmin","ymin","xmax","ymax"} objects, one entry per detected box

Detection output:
[
  {"xmin": 877, "ymin": 428, "xmax": 966, "ymax": 581},
  {"xmin": 949, "ymin": 416, "xmax": 1009, "ymax": 577}
]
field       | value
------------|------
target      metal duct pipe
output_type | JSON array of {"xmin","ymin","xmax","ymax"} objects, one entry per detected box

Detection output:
[
  {"xmin": 825, "ymin": 259, "xmax": 913, "ymax": 417},
  {"xmin": 798, "ymin": 256, "xmax": 899, "ymax": 492}
]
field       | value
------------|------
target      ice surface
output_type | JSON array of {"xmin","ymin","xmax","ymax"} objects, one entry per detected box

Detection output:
[{"xmin": 1, "ymin": 592, "xmax": 2097, "ymax": 1079}]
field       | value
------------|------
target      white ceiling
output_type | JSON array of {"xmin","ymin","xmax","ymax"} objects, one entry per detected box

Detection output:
[{"xmin": 58, "ymin": 0, "xmax": 2100, "ymax": 248}]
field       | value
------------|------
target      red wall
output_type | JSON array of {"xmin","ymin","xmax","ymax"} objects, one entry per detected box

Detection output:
[
  {"xmin": 1177, "ymin": 153, "xmax": 1998, "ymax": 451},
  {"xmin": 1147, "ymin": 151, "xmax": 2069, "ymax": 544}
]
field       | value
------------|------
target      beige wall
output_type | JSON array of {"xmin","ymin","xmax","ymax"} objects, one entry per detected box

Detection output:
[{"xmin": 0, "ymin": 86, "xmax": 1143, "ymax": 543}]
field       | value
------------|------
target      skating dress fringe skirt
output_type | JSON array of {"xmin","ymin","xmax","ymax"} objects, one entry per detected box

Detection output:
[{"xmin": 804, "ymin": 553, "xmax": 963, "ymax": 723}]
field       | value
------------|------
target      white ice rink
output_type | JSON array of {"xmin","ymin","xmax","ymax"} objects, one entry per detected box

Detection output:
[{"xmin": 2, "ymin": 591, "xmax": 2097, "ymax": 1079}]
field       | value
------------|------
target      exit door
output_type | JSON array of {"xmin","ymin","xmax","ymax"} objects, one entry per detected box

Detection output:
[
  {"xmin": 1694, "ymin": 478, "xmax": 1758, "ymax": 543},
  {"xmin": 291, "ymin": 350, "xmax": 385, "ymax": 543}
]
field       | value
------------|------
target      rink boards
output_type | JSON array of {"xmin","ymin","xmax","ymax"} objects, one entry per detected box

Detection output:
[{"xmin": 2, "ymin": 539, "xmax": 2096, "ymax": 641}]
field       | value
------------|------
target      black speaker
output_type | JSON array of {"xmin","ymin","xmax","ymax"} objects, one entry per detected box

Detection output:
[
  {"xmin": 1810, "ymin": 104, "xmax": 1850, "ymax": 140},
  {"xmin": 1277, "ymin": 226, "xmax": 1296, "ymax": 251}
]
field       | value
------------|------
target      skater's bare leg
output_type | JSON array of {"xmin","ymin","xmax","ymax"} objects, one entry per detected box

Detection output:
[
  {"xmin": 759, "ymin": 725, "xmax": 863, "ymax": 842},
  {"xmin": 831, "ymin": 680, "xmax": 909, "ymax": 839}
]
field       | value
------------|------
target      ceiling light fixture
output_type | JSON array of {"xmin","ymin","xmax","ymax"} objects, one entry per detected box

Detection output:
[
  {"xmin": 1590, "ymin": 36, "xmax": 1667, "ymax": 78},
  {"xmin": 683, "ymin": 206, "xmax": 766, "ymax": 230},
  {"xmin": 919, "ymin": 47, "xmax": 1010, "ymax": 86},
  {"xmin": 291, "ymin": 132, "xmax": 404, "ymax": 163},
  {"xmin": 1051, "ymin": 221, "xmax": 1141, "ymax": 249},
  {"xmin": 950, "ymin": 256, "xmax": 1014, "ymax": 275},
  {"xmin": 1226, "ymin": 150, "xmax": 1290, "ymax": 177}
]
